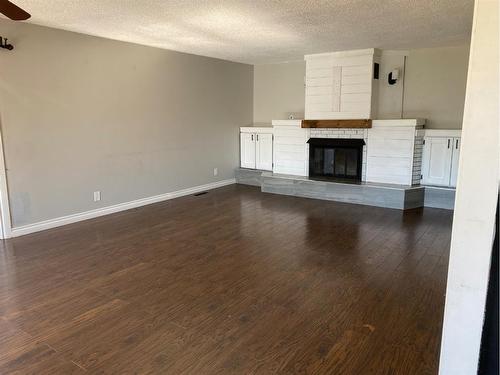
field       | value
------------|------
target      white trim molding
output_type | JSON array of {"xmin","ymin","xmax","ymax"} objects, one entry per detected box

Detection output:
[{"xmin": 10, "ymin": 179, "xmax": 235, "ymax": 238}]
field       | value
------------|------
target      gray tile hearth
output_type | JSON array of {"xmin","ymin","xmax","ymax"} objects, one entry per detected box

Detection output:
[
  {"xmin": 235, "ymin": 168, "xmax": 265, "ymax": 187},
  {"xmin": 259, "ymin": 172, "xmax": 425, "ymax": 210},
  {"xmin": 424, "ymin": 186, "xmax": 456, "ymax": 209},
  {"xmin": 235, "ymin": 169, "xmax": 455, "ymax": 210}
]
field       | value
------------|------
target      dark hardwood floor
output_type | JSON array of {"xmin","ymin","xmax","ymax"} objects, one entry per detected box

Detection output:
[{"xmin": 0, "ymin": 185, "xmax": 452, "ymax": 374}]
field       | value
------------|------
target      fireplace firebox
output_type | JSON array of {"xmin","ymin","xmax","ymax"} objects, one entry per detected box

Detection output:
[{"xmin": 307, "ymin": 138, "xmax": 365, "ymax": 182}]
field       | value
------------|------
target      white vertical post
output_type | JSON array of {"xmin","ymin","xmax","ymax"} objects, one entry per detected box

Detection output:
[{"xmin": 438, "ymin": 0, "xmax": 499, "ymax": 374}]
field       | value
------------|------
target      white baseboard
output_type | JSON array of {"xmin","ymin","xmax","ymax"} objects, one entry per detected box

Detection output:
[{"xmin": 10, "ymin": 178, "xmax": 236, "ymax": 238}]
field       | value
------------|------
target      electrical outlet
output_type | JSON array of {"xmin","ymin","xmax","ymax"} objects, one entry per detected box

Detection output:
[
  {"xmin": 93, "ymin": 191, "xmax": 101, "ymax": 202},
  {"xmin": 213, "ymin": 168, "xmax": 218, "ymax": 176}
]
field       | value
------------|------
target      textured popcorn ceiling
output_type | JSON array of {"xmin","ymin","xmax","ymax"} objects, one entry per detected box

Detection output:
[{"xmin": 11, "ymin": 0, "xmax": 474, "ymax": 64}]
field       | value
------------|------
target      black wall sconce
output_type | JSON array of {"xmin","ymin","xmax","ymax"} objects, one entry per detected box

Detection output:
[
  {"xmin": 0, "ymin": 37, "xmax": 14, "ymax": 51},
  {"xmin": 388, "ymin": 68, "xmax": 399, "ymax": 85}
]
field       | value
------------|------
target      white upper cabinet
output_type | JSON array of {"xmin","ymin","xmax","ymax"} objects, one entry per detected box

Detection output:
[{"xmin": 304, "ymin": 49, "xmax": 380, "ymax": 120}]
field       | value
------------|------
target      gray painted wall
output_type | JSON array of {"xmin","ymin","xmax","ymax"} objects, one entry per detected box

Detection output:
[
  {"xmin": 253, "ymin": 45, "xmax": 470, "ymax": 129},
  {"xmin": 0, "ymin": 20, "xmax": 253, "ymax": 227},
  {"xmin": 403, "ymin": 45, "xmax": 470, "ymax": 129},
  {"xmin": 253, "ymin": 61, "xmax": 305, "ymax": 123}
]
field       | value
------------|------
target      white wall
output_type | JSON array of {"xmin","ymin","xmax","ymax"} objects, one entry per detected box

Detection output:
[
  {"xmin": 377, "ymin": 51, "xmax": 407, "ymax": 119},
  {"xmin": 253, "ymin": 61, "xmax": 305, "ymax": 123},
  {"xmin": 253, "ymin": 46, "xmax": 470, "ymax": 129},
  {"xmin": 0, "ymin": 20, "xmax": 253, "ymax": 227},
  {"xmin": 438, "ymin": 0, "xmax": 499, "ymax": 374}
]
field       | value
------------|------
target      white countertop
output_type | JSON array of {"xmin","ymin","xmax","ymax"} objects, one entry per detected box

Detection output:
[
  {"xmin": 242, "ymin": 122, "xmax": 273, "ymax": 128},
  {"xmin": 240, "ymin": 124, "xmax": 274, "ymax": 133},
  {"xmin": 372, "ymin": 118, "xmax": 426, "ymax": 127},
  {"xmin": 423, "ymin": 129, "xmax": 462, "ymax": 137}
]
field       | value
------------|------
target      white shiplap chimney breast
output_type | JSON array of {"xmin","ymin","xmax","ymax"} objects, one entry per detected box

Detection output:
[{"xmin": 304, "ymin": 48, "xmax": 381, "ymax": 120}]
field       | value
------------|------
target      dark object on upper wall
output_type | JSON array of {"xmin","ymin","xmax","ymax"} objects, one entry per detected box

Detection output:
[
  {"xmin": 0, "ymin": 0, "xmax": 30, "ymax": 20},
  {"xmin": 388, "ymin": 69, "xmax": 400, "ymax": 85},
  {"xmin": 0, "ymin": 37, "xmax": 13, "ymax": 50},
  {"xmin": 373, "ymin": 63, "xmax": 379, "ymax": 79}
]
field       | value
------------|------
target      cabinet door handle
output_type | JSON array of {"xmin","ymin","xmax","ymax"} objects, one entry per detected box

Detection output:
[
  {"xmin": 456, "ymin": 139, "xmax": 459, "ymax": 149},
  {"xmin": 251, "ymin": 134, "xmax": 254, "ymax": 141},
  {"xmin": 256, "ymin": 134, "xmax": 259, "ymax": 141},
  {"xmin": 447, "ymin": 139, "xmax": 450, "ymax": 149}
]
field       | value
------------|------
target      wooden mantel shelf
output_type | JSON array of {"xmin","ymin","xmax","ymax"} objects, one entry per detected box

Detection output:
[{"xmin": 301, "ymin": 119, "xmax": 372, "ymax": 128}]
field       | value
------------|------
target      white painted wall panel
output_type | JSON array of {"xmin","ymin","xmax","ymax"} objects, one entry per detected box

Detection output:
[
  {"xmin": 341, "ymin": 93, "xmax": 371, "ymax": 103},
  {"xmin": 274, "ymin": 159, "xmax": 307, "ymax": 170},
  {"xmin": 305, "ymin": 58, "xmax": 334, "ymax": 69},
  {"xmin": 306, "ymin": 68, "xmax": 333, "ymax": 78},
  {"xmin": 368, "ymin": 139, "xmax": 413, "ymax": 157},
  {"xmin": 273, "ymin": 127, "xmax": 307, "ymax": 138},
  {"xmin": 333, "ymin": 55, "xmax": 373, "ymax": 66},
  {"xmin": 341, "ymin": 65, "xmax": 371, "ymax": 76},
  {"xmin": 342, "ymin": 74, "xmax": 370, "ymax": 85},
  {"xmin": 306, "ymin": 77, "xmax": 334, "ymax": 87},
  {"xmin": 367, "ymin": 156, "xmax": 412, "ymax": 169},
  {"xmin": 367, "ymin": 165, "xmax": 412, "ymax": 179},
  {"xmin": 274, "ymin": 150, "xmax": 306, "ymax": 160},
  {"xmin": 305, "ymin": 49, "xmax": 378, "ymax": 120},
  {"xmin": 305, "ymin": 95, "xmax": 332, "ymax": 105},
  {"xmin": 272, "ymin": 120, "xmax": 309, "ymax": 176},
  {"xmin": 274, "ymin": 144, "xmax": 306, "ymax": 154},
  {"xmin": 368, "ymin": 129, "xmax": 415, "ymax": 140},
  {"xmin": 340, "ymin": 102, "xmax": 371, "ymax": 116},
  {"xmin": 366, "ymin": 125, "xmax": 416, "ymax": 185},
  {"xmin": 274, "ymin": 136, "xmax": 305, "ymax": 146},
  {"xmin": 341, "ymin": 83, "xmax": 372, "ymax": 94}
]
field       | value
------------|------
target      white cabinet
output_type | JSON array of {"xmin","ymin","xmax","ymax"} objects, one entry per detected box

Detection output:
[
  {"xmin": 421, "ymin": 133, "xmax": 461, "ymax": 187},
  {"xmin": 240, "ymin": 127, "xmax": 273, "ymax": 171},
  {"xmin": 422, "ymin": 137, "xmax": 453, "ymax": 186},
  {"xmin": 450, "ymin": 137, "xmax": 461, "ymax": 187},
  {"xmin": 240, "ymin": 132, "xmax": 256, "ymax": 169},
  {"xmin": 256, "ymin": 133, "xmax": 273, "ymax": 171}
]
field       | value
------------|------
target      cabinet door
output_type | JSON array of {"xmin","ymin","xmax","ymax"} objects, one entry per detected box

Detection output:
[
  {"xmin": 256, "ymin": 133, "xmax": 273, "ymax": 171},
  {"xmin": 240, "ymin": 133, "xmax": 256, "ymax": 169},
  {"xmin": 449, "ymin": 137, "xmax": 461, "ymax": 188},
  {"xmin": 421, "ymin": 137, "xmax": 453, "ymax": 186}
]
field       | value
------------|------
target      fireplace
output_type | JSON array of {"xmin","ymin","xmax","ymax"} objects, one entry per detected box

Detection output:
[{"xmin": 307, "ymin": 138, "xmax": 365, "ymax": 182}]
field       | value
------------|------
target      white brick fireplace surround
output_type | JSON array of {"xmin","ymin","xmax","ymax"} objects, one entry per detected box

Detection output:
[{"xmin": 272, "ymin": 119, "xmax": 425, "ymax": 186}]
